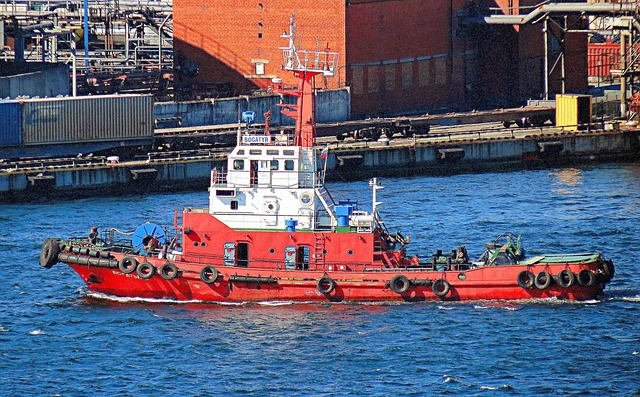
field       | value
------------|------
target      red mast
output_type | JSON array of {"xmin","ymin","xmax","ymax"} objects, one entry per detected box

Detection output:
[{"xmin": 272, "ymin": 14, "xmax": 339, "ymax": 148}]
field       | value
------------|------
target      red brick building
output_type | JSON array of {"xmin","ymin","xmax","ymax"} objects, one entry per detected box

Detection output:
[{"xmin": 173, "ymin": 0, "xmax": 587, "ymax": 117}]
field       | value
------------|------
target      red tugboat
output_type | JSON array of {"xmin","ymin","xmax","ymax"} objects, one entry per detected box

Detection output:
[{"xmin": 39, "ymin": 17, "xmax": 614, "ymax": 302}]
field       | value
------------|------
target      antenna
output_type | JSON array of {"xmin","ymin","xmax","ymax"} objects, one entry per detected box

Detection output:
[{"xmin": 273, "ymin": 14, "xmax": 340, "ymax": 148}]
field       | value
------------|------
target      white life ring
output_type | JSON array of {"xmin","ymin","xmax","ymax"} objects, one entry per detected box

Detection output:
[{"xmin": 300, "ymin": 192, "xmax": 313, "ymax": 206}]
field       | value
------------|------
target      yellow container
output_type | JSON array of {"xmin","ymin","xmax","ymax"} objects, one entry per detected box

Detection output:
[{"xmin": 555, "ymin": 94, "xmax": 592, "ymax": 131}]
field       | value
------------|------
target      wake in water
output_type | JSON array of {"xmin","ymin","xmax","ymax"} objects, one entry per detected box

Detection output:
[
  {"xmin": 78, "ymin": 286, "xmax": 640, "ymax": 308},
  {"xmin": 602, "ymin": 288, "xmax": 640, "ymax": 303},
  {"xmin": 84, "ymin": 290, "xmax": 309, "ymax": 307},
  {"xmin": 441, "ymin": 374, "xmax": 514, "ymax": 392}
]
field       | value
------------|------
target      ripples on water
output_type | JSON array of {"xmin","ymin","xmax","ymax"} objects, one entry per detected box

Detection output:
[{"xmin": 1, "ymin": 163, "xmax": 640, "ymax": 396}]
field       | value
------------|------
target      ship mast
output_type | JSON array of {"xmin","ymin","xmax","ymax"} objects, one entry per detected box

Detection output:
[{"xmin": 272, "ymin": 14, "xmax": 339, "ymax": 148}]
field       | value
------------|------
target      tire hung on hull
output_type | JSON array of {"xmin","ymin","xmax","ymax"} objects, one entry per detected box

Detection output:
[
  {"xmin": 534, "ymin": 271, "xmax": 553, "ymax": 289},
  {"xmin": 40, "ymin": 239, "xmax": 60, "ymax": 269},
  {"xmin": 137, "ymin": 262, "xmax": 156, "ymax": 280},
  {"xmin": 600, "ymin": 259, "xmax": 615, "ymax": 281},
  {"xmin": 517, "ymin": 270, "xmax": 535, "ymax": 289},
  {"xmin": 577, "ymin": 269, "xmax": 597, "ymax": 287},
  {"xmin": 317, "ymin": 276, "xmax": 336, "ymax": 294},
  {"xmin": 432, "ymin": 278, "xmax": 451, "ymax": 298},
  {"xmin": 200, "ymin": 266, "xmax": 219, "ymax": 284},
  {"xmin": 389, "ymin": 275, "xmax": 411, "ymax": 294},
  {"xmin": 160, "ymin": 262, "xmax": 179, "ymax": 280},
  {"xmin": 118, "ymin": 256, "xmax": 139, "ymax": 274},
  {"xmin": 556, "ymin": 269, "xmax": 575, "ymax": 288}
]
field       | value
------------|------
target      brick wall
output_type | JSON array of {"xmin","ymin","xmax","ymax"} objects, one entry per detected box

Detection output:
[
  {"xmin": 346, "ymin": 0, "xmax": 474, "ymax": 116},
  {"xmin": 173, "ymin": 0, "xmax": 586, "ymax": 115},
  {"xmin": 174, "ymin": 0, "xmax": 346, "ymax": 98}
]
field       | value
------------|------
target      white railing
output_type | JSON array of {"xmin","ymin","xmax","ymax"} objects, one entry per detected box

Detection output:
[
  {"xmin": 282, "ymin": 48, "xmax": 339, "ymax": 76},
  {"xmin": 211, "ymin": 169, "xmax": 323, "ymax": 190}
]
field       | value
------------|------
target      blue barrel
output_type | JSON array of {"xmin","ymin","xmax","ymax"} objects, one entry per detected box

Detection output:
[
  {"xmin": 285, "ymin": 219, "xmax": 298, "ymax": 232},
  {"xmin": 335, "ymin": 205, "xmax": 353, "ymax": 227}
]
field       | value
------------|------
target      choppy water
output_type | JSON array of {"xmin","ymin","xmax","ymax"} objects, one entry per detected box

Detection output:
[{"xmin": 1, "ymin": 163, "xmax": 640, "ymax": 396}]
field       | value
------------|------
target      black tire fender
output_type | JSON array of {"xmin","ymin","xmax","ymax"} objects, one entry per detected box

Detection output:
[
  {"xmin": 600, "ymin": 259, "xmax": 615, "ymax": 281},
  {"xmin": 556, "ymin": 269, "xmax": 575, "ymax": 288},
  {"xmin": 317, "ymin": 276, "xmax": 336, "ymax": 294},
  {"xmin": 200, "ymin": 266, "xmax": 219, "ymax": 284},
  {"xmin": 118, "ymin": 256, "xmax": 138, "ymax": 274},
  {"xmin": 137, "ymin": 262, "xmax": 156, "ymax": 280},
  {"xmin": 389, "ymin": 275, "xmax": 411, "ymax": 294},
  {"xmin": 432, "ymin": 278, "xmax": 451, "ymax": 298},
  {"xmin": 517, "ymin": 270, "xmax": 535, "ymax": 289},
  {"xmin": 534, "ymin": 271, "xmax": 553, "ymax": 289},
  {"xmin": 577, "ymin": 269, "xmax": 596, "ymax": 287},
  {"xmin": 39, "ymin": 239, "xmax": 60, "ymax": 269},
  {"xmin": 160, "ymin": 262, "xmax": 179, "ymax": 280}
]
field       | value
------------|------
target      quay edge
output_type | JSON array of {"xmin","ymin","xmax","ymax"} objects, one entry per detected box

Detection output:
[{"xmin": 2, "ymin": 127, "xmax": 639, "ymax": 202}]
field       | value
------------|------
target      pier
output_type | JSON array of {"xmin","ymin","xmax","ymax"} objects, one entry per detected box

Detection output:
[{"xmin": 2, "ymin": 121, "xmax": 637, "ymax": 202}]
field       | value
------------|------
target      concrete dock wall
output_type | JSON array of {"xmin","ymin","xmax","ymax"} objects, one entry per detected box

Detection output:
[
  {"xmin": 328, "ymin": 131, "xmax": 639, "ymax": 179},
  {"xmin": 1, "ymin": 129, "xmax": 638, "ymax": 201}
]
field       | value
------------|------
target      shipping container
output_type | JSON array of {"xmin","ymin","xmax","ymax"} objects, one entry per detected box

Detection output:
[
  {"xmin": 0, "ymin": 101, "xmax": 22, "ymax": 147},
  {"xmin": 556, "ymin": 94, "xmax": 592, "ymax": 131},
  {"xmin": 588, "ymin": 43, "xmax": 620, "ymax": 78},
  {"xmin": 20, "ymin": 94, "xmax": 153, "ymax": 145}
]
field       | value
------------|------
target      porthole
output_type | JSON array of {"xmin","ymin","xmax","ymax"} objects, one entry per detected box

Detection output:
[
  {"xmin": 347, "ymin": 249, "xmax": 354, "ymax": 255},
  {"xmin": 201, "ymin": 242, "xmax": 206, "ymax": 247},
  {"xmin": 323, "ymin": 249, "xmax": 327, "ymax": 254},
  {"xmin": 194, "ymin": 242, "xmax": 199, "ymax": 247},
  {"xmin": 269, "ymin": 248, "xmax": 276, "ymax": 254},
  {"xmin": 458, "ymin": 273, "xmax": 466, "ymax": 280}
]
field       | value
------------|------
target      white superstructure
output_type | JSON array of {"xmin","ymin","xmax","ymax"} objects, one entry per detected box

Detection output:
[{"xmin": 208, "ymin": 133, "xmax": 335, "ymax": 231}]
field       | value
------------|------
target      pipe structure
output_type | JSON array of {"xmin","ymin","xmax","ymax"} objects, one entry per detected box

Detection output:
[
  {"xmin": 84, "ymin": 0, "xmax": 89, "ymax": 66},
  {"xmin": 470, "ymin": 3, "xmax": 638, "ymax": 25}
]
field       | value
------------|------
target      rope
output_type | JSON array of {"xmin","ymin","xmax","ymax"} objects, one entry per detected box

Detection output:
[{"xmin": 110, "ymin": 227, "xmax": 134, "ymax": 235}]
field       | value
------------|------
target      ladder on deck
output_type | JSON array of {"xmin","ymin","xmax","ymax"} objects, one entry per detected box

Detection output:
[
  {"xmin": 314, "ymin": 234, "xmax": 326, "ymax": 268},
  {"xmin": 315, "ymin": 186, "xmax": 336, "ymax": 227}
]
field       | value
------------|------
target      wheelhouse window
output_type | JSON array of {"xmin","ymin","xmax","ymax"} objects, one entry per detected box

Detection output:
[
  {"xmin": 283, "ymin": 150, "xmax": 295, "ymax": 156},
  {"xmin": 233, "ymin": 160, "xmax": 244, "ymax": 170},
  {"xmin": 284, "ymin": 160, "xmax": 294, "ymax": 170},
  {"xmin": 267, "ymin": 149, "xmax": 279, "ymax": 155},
  {"xmin": 216, "ymin": 189, "xmax": 235, "ymax": 197},
  {"xmin": 249, "ymin": 149, "xmax": 262, "ymax": 155},
  {"xmin": 230, "ymin": 200, "xmax": 238, "ymax": 210},
  {"xmin": 270, "ymin": 160, "xmax": 279, "ymax": 170}
]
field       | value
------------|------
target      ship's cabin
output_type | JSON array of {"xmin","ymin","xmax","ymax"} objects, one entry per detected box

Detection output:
[{"xmin": 203, "ymin": 130, "xmax": 392, "ymax": 236}]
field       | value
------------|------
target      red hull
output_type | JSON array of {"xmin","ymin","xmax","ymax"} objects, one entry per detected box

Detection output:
[{"xmin": 66, "ymin": 252, "xmax": 606, "ymax": 302}]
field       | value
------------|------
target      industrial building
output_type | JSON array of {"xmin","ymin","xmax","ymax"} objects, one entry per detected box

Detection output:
[
  {"xmin": 0, "ymin": 1, "xmax": 638, "ymax": 117},
  {"xmin": 173, "ymin": 0, "xmax": 588, "ymax": 116}
]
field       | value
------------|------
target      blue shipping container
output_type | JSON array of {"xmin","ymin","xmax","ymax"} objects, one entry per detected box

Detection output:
[{"xmin": 0, "ymin": 101, "xmax": 22, "ymax": 147}]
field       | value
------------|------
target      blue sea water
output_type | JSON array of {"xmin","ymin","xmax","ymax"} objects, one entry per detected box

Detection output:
[{"xmin": 1, "ymin": 163, "xmax": 640, "ymax": 396}]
